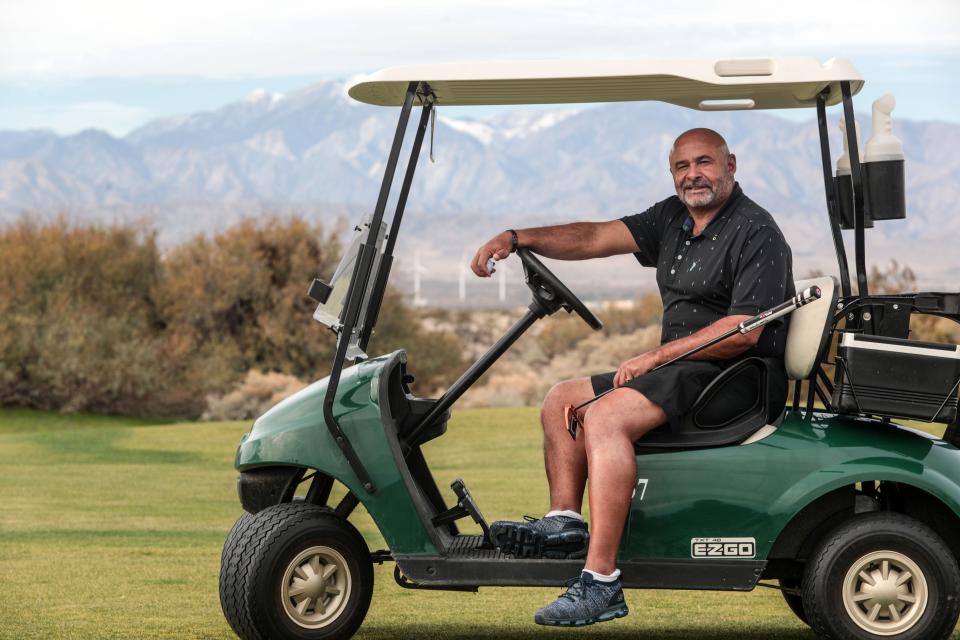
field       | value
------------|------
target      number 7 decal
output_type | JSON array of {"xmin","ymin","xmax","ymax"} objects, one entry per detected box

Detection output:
[{"xmin": 633, "ymin": 478, "xmax": 649, "ymax": 501}]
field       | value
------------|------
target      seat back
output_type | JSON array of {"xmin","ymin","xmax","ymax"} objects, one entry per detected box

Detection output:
[
  {"xmin": 784, "ymin": 276, "xmax": 839, "ymax": 381},
  {"xmin": 634, "ymin": 277, "xmax": 840, "ymax": 454}
]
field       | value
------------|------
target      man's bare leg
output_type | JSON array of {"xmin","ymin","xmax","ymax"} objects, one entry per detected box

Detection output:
[
  {"xmin": 540, "ymin": 378, "xmax": 597, "ymax": 512},
  {"xmin": 489, "ymin": 378, "xmax": 597, "ymax": 559},
  {"xmin": 580, "ymin": 388, "xmax": 667, "ymax": 575}
]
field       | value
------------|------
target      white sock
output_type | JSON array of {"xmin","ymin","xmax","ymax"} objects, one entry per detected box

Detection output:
[
  {"xmin": 584, "ymin": 568, "xmax": 621, "ymax": 582},
  {"xmin": 545, "ymin": 509, "xmax": 583, "ymax": 521}
]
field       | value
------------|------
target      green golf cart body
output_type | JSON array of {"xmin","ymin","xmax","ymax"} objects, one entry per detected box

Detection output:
[{"xmin": 219, "ymin": 58, "xmax": 960, "ymax": 640}]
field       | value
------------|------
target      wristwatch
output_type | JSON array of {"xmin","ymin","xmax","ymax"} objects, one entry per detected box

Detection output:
[{"xmin": 507, "ymin": 229, "xmax": 519, "ymax": 253}]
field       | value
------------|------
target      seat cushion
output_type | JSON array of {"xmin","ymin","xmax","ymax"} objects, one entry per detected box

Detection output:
[{"xmin": 634, "ymin": 357, "xmax": 787, "ymax": 453}]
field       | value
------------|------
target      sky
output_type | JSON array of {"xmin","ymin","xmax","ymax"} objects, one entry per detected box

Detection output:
[{"xmin": 1, "ymin": 0, "xmax": 958, "ymax": 136}]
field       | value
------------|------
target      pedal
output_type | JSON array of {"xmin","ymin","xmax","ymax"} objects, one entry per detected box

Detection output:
[{"xmin": 430, "ymin": 478, "xmax": 493, "ymax": 548}]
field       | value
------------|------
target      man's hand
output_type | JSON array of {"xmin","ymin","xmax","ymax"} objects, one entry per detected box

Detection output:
[
  {"xmin": 471, "ymin": 231, "xmax": 514, "ymax": 277},
  {"xmin": 613, "ymin": 351, "xmax": 661, "ymax": 387}
]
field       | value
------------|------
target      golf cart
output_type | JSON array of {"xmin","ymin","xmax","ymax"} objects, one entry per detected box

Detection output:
[{"xmin": 219, "ymin": 58, "xmax": 960, "ymax": 640}]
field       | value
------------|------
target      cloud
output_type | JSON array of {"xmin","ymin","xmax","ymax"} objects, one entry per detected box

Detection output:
[{"xmin": 2, "ymin": 0, "xmax": 958, "ymax": 79}]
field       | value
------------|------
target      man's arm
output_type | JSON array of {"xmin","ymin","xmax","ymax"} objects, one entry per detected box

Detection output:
[
  {"xmin": 613, "ymin": 315, "xmax": 759, "ymax": 387},
  {"xmin": 470, "ymin": 221, "xmax": 637, "ymax": 277}
]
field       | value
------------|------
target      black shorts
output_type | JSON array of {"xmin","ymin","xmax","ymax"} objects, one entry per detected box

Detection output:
[{"xmin": 591, "ymin": 360, "xmax": 781, "ymax": 432}]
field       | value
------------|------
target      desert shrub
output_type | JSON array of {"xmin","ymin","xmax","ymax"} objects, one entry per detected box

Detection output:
[
  {"xmin": 460, "ymin": 324, "xmax": 662, "ymax": 408},
  {"xmin": 598, "ymin": 293, "xmax": 663, "ymax": 335},
  {"xmin": 536, "ymin": 313, "xmax": 594, "ymax": 360},
  {"xmin": 545, "ymin": 325, "xmax": 662, "ymax": 383},
  {"xmin": 154, "ymin": 216, "xmax": 342, "ymax": 390},
  {"xmin": 367, "ymin": 291, "xmax": 465, "ymax": 394},
  {"xmin": 0, "ymin": 219, "xmax": 181, "ymax": 414},
  {"xmin": 0, "ymin": 216, "xmax": 466, "ymax": 417},
  {"xmin": 460, "ymin": 370, "xmax": 541, "ymax": 408},
  {"xmin": 157, "ymin": 218, "xmax": 464, "ymax": 399},
  {"xmin": 202, "ymin": 369, "xmax": 306, "ymax": 421},
  {"xmin": 868, "ymin": 259, "xmax": 916, "ymax": 295},
  {"xmin": 910, "ymin": 315, "xmax": 960, "ymax": 344},
  {"xmin": 526, "ymin": 293, "xmax": 662, "ymax": 366}
]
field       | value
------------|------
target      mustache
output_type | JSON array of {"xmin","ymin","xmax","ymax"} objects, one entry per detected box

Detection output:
[{"xmin": 682, "ymin": 178, "xmax": 714, "ymax": 191}]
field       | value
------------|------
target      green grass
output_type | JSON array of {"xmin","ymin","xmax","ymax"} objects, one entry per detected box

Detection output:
[{"xmin": 0, "ymin": 407, "xmax": 956, "ymax": 639}]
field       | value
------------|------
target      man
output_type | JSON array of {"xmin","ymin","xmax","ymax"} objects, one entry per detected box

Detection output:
[{"xmin": 470, "ymin": 128, "xmax": 794, "ymax": 626}]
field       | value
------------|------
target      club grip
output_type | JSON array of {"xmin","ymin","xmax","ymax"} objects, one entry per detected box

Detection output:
[
  {"xmin": 796, "ymin": 285, "xmax": 822, "ymax": 307},
  {"xmin": 739, "ymin": 285, "xmax": 822, "ymax": 334}
]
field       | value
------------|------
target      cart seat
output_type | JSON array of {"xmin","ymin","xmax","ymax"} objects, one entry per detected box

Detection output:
[{"xmin": 635, "ymin": 276, "xmax": 838, "ymax": 453}]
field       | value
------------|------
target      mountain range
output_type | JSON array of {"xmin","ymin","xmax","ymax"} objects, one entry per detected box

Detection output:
[{"xmin": 2, "ymin": 80, "xmax": 957, "ymax": 299}]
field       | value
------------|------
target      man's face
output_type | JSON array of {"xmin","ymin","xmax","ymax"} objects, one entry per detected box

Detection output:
[{"xmin": 669, "ymin": 134, "xmax": 736, "ymax": 210}]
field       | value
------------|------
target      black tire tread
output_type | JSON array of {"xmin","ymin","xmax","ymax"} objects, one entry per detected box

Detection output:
[
  {"xmin": 220, "ymin": 511, "xmax": 261, "ymax": 640},
  {"xmin": 802, "ymin": 511, "xmax": 960, "ymax": 640},
  {"xmin": 220, "ymin": 503, "xmax": 354, "ymax": 640}
]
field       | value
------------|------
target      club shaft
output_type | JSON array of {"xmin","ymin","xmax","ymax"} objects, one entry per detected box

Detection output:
[{"xmin": 573, "ymin": 286, "xmax": 821, "ymax": 411}]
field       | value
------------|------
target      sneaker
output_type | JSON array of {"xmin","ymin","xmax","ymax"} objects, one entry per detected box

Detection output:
[
  {"xmin": 534, "ymin": 571, "xmax": 629, "ymax": 627},
  {"xmin": 489, "ymin": 514, "xmax": 588, "ymax": 559}
]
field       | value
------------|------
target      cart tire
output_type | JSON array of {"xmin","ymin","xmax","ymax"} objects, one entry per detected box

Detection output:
[
  {"xmin": 220, "ymin": 510, "xmax": 258, "ymax": 639},
  {"xmin": 802, "ymin": 512, "xmax": 960, "ymax": 640},
  {"xmin": 778, "ymin": 578, "xmax": 809, "ymax": 626},
  {"xmin": 219, "ymin": 502, "xmax": 374, "ymax": 640}
]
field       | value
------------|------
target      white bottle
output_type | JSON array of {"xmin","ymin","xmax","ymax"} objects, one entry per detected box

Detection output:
[
  {"xmin": 835, "ymin": 116, "xmax": 862, "ymax": 178},
  {"xmin": 835, "ymin": 118, "xmax": 871, "ymax": 229},
  {"xmin": 864, "ymin": 94, "xmax": 904, "ymax": 163},
  {"xmin": 862, "ymin": 93, "xmax": 906, "ymax": 220}
]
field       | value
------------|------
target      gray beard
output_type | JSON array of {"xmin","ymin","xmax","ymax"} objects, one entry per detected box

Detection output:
[{"xmin": 678, "ymin": 174, "xmax": 734, "ymax": 209}]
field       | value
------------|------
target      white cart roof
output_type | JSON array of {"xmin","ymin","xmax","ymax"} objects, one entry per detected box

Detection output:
[{"xmin": 348, "ymin": 57, "xmax": 863, "ymax": 110}]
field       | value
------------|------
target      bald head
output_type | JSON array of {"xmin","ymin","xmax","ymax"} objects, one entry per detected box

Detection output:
[
  {"xmin": 669, "ymin": 128, "xmax": 730, "ymax": 164},
  {"xmin": 668, "ymin": 128, "xmax": 737, "ymax": 213}
]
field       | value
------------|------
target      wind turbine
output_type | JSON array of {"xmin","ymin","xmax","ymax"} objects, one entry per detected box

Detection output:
[
  {"xmin": 413, "ymin": 250, "xmax": 429, "ymax": 307},
  {"xmin": 498, "ymin": 258, "xmax": 508, "ymax": 303},
  {"xmin": 458, "ymin": 251, "xmax": 469, "ymax": 304}
]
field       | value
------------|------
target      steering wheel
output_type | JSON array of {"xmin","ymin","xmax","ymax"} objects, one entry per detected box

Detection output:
[{"xmin": 516, "ymin": 248, "xmax": 603, "ymax": 330}]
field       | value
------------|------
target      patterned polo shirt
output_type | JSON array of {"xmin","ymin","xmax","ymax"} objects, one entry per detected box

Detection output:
[{"xmin": 619, "ymin": 183, "xmax": 795, "ymax": 359}]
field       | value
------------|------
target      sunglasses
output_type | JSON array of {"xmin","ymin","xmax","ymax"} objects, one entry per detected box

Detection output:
[
  {"xmin": 564, "ymin": 403, "xmax": 583, "ymax": 440},
  {"xmin": 563, "ymin": 387, "xmax": 615, "ymax": 441}
]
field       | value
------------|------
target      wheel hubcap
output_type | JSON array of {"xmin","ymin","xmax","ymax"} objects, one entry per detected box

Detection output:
[
  {"xmin": 842, "ymin": 550, "xmax": 928, "ymax": 636},
  {"xmin": 280, "ymin": 545, "xmax": 352, "ymax": 629}
]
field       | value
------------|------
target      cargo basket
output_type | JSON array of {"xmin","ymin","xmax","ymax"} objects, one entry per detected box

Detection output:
[{"xmin": 833, "ymin": 333, "xmax": 960, "ymax": 423}]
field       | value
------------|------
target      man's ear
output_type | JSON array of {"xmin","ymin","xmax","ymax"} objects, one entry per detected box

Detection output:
[{"xmin": 728, "ymin": 153, "xmax": 737, "ymax": 175}]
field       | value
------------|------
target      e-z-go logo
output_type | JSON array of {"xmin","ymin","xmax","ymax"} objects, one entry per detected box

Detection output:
[{"xmin": 690, "ymin": 537, "xmax": 756, "ymax": 558}]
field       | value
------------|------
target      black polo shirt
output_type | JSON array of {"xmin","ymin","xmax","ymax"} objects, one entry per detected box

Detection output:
[{"xmin": 620, "ymin": 183, "xmax": 795, "ymax": 359}]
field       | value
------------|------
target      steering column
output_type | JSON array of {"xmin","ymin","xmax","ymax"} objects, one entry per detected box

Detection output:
[{"xmin": 403, "ymin": 249, "xmax": 602, "ymax": 450}]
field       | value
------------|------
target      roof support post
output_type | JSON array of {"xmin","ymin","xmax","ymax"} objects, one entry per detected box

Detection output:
[
  {"xmin": 321, "ymin": 81, "xmax": 419, "ymax": 495},
  {"xmin": 816, "ymin": 92, "xmax": 852, "ymax": 298},
  {"xmin": 359, "ymin": 87, "xmax": 435, "ymax": 351},
  {"xmin": 840, "ymin": 81, "xmax": 869, "ymax": 297}
]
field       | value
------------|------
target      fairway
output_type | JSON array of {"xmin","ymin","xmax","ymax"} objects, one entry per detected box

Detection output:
[{"xmin": 1, "ymin": 407, "xmax": 956, "ymax": 639}]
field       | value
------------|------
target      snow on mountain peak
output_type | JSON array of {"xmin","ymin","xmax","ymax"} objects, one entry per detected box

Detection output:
[
  {"xmin": 438, "ymin": 117, "xmax": 495, "ymax": 145},
  {"xmin": 491, "ymin": 109, "xmax": 579, "ymax": 139},
  {"xmin": 439, "ymin": 109, "xmax": 579, "ymax": 145},
  {"xmin": 243, "ymin": 88, "xmax": 285, "ymax": 106}
]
